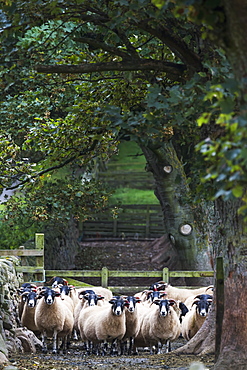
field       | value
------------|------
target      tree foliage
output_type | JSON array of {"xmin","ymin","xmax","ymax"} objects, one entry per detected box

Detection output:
[{"xmin": 0, "ymin": 0, "xmax": 246, "ymax": 243}]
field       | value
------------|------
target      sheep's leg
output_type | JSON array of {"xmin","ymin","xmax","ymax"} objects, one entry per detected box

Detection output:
[
  {"xmin": 132, "ymin": 342, "xmax": 138, "ymax": 355},
  {"xmin": 120, "ymin": 340, "xmax": 125, "ymax": 355},
  {"xmin": 92, "ymin": 342, "xmax": 99, "ymax": 355},
  {"xmin": 41, "ymin": 331, "xmax": 48, "ymax": 354},
  {"xmin": 52, "ymin": 330, "xmax": 58, "ymax": 354},
  {"xmin": 101, "ymin": 340, "xmax": 108, "ymax": 356},
  {"xmin": 110, "ymin": 339, "xmax": 118, "ymax": 355},
  {"xmin": 167, "ymin": 340, "xmax": 171, "ymax": 353},
  {"xmin": 72, "ymin": 328, "xmax": 78, "ymax": 340},
  {"xmin": 85, "ymin": 340, "xmax": 91, "ymax": 355},
  {"xmin": 128, "ymin": 337, "xmax": 133, "ymax": 355},
  {"xmin": 62, "ymin": 335, "xmax": 68, "ymax": 354}
]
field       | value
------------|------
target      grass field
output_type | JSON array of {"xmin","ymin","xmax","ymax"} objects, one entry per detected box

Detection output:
[{"xmin": 106, "ymin": 141, "xmax": 158, "ymax": 205}]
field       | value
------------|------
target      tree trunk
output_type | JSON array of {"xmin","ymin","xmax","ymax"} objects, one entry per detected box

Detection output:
[
  {"xmin": 44, "ymin": 218, "xmax": 81, "ymax": 270},
  {"xmin": 139, "ymin": 139, "xmax": 212, "ymax": 284},
  {"xmin": 212, "ymin": 199, "xmax": 247, "ymax": 369}
]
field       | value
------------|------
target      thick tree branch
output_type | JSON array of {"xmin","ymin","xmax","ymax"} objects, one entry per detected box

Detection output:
[
  {"xmin": 135, "ymin": 19, "xmax": 203, "ymax": 71},
  {"xmin": 36, "ymin": 59, "xmax": 186, "ymax": 80}
]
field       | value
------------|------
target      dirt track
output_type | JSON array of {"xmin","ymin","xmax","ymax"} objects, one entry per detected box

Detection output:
[{"xmin": 8, "ymin": 338, "xmax": 215, "ymax": 370}]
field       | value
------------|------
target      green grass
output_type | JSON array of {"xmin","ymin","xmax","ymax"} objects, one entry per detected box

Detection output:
[
  {"xmin": 106, "ymin": 141, "xmax": 159, "ymax": 205},
  {"xmin": 109, "ymin": 187, "xmax": 158, "ymax": 205},
  {"xmin": 108, "ymin": 141, "xmax": 146, "ymax": 172}
]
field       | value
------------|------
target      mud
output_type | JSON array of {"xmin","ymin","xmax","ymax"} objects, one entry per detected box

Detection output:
[{"xmin": 8, "ymin": 339, "xmax": 215, "ymax": 370}]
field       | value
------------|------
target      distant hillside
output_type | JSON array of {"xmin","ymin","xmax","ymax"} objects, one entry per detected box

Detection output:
[{"xmin": 99, "ymin": 141, "xmax": 158, "ymax": 205}]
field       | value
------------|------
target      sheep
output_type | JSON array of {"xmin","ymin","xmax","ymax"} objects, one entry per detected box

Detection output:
[
  {"xmin": 20, "ymin": 290, "xmax": 40, "ymax": 334},
  {"xmin": 46, "ymin": 276, "xmax": 68, "ymax": 288},
  {"xmin": 59, "ymin": 285, "xmax": 76, "ymax": 312},
  {"xmin": 181, "ymin": 294, "xmax": 213, "ymax": 341},
  {"xmin": 133, "ymin": 298, "xmax": 181, "ymax": 354},
  {"xmin": 76, "ymin": 286, "xmax": 113, "ymax": 301},
  {"xmin": 73, "ymin": 289, "xmax": 105, "ymax": 339},
  {"xmin": 34, "ymin": 287, "xmax": 74, "ymax": 354},
  {"xmin": 78, "ymin": 296, "xmax": 128, "ymax": 355},
  {"xmin": 150, "ymin": 281, "xmax": 214, "ymax": 303},
  {"xmin": 136, "ymin": 289, "xmax": 167, "ymax": 305},
  {"xmin": 17, "ymin": 283, "xmax": 37, "ymax": 320},
  {"xmin": 120, "ymin": 296, "xmax": 142, "ymax": 355}
]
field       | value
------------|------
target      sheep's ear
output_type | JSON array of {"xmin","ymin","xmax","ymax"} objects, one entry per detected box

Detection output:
[
  {"xmin": 192, "ymin": 300, "xmax": 199, "ymax": 306},
  {"xmin": 168, "ymin": 299, "xmax": 176, "ymax": 306},
  {"xmin": 135, "ymin": 298, "xmax": 141, "ymax": 303},
  {"xmin": 152, "ymin": 300, "xmax": 160, "ymax": 305},
  {"xmin": 194, "ymin": 294, "xmax": 203, "ymax": 300},
  {"xmin": 21, "ymin": 291, "xmax": 29, "ymax": 297},
  {"xmin": 55, "ymin": 291, "xmax": 61, "ymax": 297},
  {"xmin": 159, "ymin": 291, "xmax": 167, "ymax": 297},
  {"xmin": 97, "ymin": 296, "xmax": 104, "ymax": 300},
  {"xmin": 109, "ymin": 298, "xmax": 116, "ymax": 304}
]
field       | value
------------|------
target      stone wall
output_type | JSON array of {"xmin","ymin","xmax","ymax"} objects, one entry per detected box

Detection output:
[{"xmin": 0, "ymin": 256, "xmax": 41, "ymax": 366}]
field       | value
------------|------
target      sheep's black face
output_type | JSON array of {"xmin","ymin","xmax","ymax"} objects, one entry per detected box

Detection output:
[
  {"xmin": 148, "ymin": 290, "xmax": 166, "ymax": 302},
  {"xmin": 126, "ymin": 296, "xmax": 141, "ymax": 313},
  {"xmin": 82, "ymin": 290, "xmax": 104, "ymax": 306},
  {"xmin": 194, "ymin": 295, "xmax": 213, "ymax": 317},
  {"xmin": 159, "ymin": 300, "xmax": 169, "ymax": 317},
  {"xmin": 27, "ymin": 292, "xmax": 37, "ymax": 308},
  {"xmin": 43, "ymin": 289, "xmax": 60, "ymax": 305},
  {"xmin": 109, "ymin": 298, "xmax": 126, "ymax": 316}
]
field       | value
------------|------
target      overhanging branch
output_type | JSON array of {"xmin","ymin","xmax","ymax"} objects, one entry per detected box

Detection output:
[{"xmin": 35, "ymin": 59, "xmax": 186, "ymax": 79}]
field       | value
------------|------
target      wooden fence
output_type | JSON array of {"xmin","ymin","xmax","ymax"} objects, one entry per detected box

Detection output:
[
  {"xmin": 99, "ymin": 171, "xmax": 154, "ymax": 190},
  {"xmin": 0, "ymin": 233, "xmax": 215, "ymax": 293},
  {"xmin": 0, "ymin": 233, "xmax": 224, "ymax": 357},
  {"xmin": 78, "ymin": 204, "xmax": 165, "ymax": 239}
]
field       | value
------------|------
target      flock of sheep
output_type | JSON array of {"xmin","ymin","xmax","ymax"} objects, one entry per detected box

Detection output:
[{"xmin": 17, "ymin": 277, "xmax": 213, "ymax": 356}]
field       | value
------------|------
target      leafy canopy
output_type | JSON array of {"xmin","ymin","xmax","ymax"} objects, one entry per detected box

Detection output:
[{"xmin": 0, "ymin": 0, "xmax": 247, "ymax": 243}]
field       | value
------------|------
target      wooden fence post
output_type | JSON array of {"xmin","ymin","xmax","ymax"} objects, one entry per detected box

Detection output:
[
  {"xmin": 215, "ymin": 256, "xmax": 224, "ymax": 362},
  {"xmin": 162, "ymin": 267, "xmax": 169, "ymax": 283},
  {"xmin": 35, "ymin": 233, "xmax": 45, "ymax": 282},
  {"xmin": 101, "ymin": 267, "xmax": 109, "ymax": 288},
  {"xmin": 113, "ymin": 219, "xmax": 117, "ymax": 238},
  {"xmin": 145, "ymin": 205, "xmax": 150, "ymax": 238}
]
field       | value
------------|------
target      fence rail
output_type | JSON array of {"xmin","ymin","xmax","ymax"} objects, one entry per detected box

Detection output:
[
  {"xmin": 0, "ymin": 233, "xmax": 215, "ymax": 293},
  {"xmin": 78, "ymin": 204, "xmax": 164, "ymax": 239}
]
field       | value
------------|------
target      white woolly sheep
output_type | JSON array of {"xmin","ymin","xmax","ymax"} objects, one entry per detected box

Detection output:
[
  {"xmin": 134, "ymin": 298, "xmax": 181, "ymax": 354},
  {"xmin": 181, "ymin": 294, "xmax": 213, "ymax": 341},
  {"xmin": 73, "ymin": 289, "xmax": 105, "ymax": 340},
  {"xmin": 20, "ymin": 290, "xmax": 40, "ymax": 334},
  {"xmin": 155, "ymin": 282, "xmax": 214, "ymax": 303},
  {"xmin": 17, "ymin": 283, "xmax": 37, "ymax": 320},
  {"xmin": 34, "ymin": 287, "xmax": 74, "ymax": 354},
  {"xmin": 121, "ymin": 295, "xmax": 142, "ymax": 355},
  {"xmin": 78, "ymin": 296, "xmax": 128, "ymax": 355}
]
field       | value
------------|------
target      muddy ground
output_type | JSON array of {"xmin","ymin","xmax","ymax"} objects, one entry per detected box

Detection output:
[{"xmin": 8, "ymin": 338, "xmax": 215, "ymax": 370}]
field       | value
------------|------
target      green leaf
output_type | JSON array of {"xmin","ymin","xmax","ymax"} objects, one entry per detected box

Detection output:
[{"xmin": 232, "ymin": 186, "xmax": 243, "ymax": 198}]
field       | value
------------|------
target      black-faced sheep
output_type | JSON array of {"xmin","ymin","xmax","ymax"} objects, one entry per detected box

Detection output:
[
  {"xmin": 78, "ymin": 296, "xmax": 128, "ymax": 355},
  {"xmin": 153, "ymin": 281, "xmax": 214, "ymax": 302},
  {"xmin": 34, "ymin": 287, "xmax": 74, "ymax": 354},
  {"xmin": 134, "ymin": 298, "xmax": 181, "ymax": 354},
  {"xmin": 73, "ymin": 289, "xmax": 105, "ymax": 340},
  {"xmin": 121, "ymin": 295, "xmax": 141, "ymax": 355},
  {"xmin": 181, "ymin": 294, "xmax": 213, "ymax": 340},
  {"xmin": 20, "ymin": 290, "xmax": 40, "ymax": 334}
]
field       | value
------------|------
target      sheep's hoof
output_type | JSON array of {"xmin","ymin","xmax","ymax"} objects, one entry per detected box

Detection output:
[{"xmin": 52, "ymin": 349, "xmax": 57, "ymax": 354}]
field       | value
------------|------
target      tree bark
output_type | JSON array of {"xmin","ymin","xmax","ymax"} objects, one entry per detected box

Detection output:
[
  {"xmin": 212, "ymin": 199, "xmax": 247, "ymax": 369},
  {"xmin": 36, "ymin": 59, "xmax": 186, "ymax": 80},
  {"xmin": 44, "ymin": 218, "xmax": 81, "ymax": 270},
  {"xmin": 139, "ymin": 140, "xmax": 212, "ymax": 284}
]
